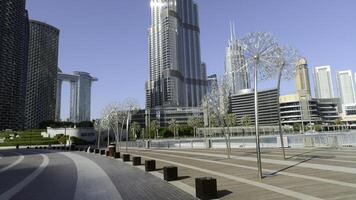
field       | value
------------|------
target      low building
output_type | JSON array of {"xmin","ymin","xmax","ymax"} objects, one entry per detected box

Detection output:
[
  {"xmin": 280, "ymin": 94, "xmax": 341, "ymax": 126},
  {"xmin": 229, "ymin": 88, "xmax": 280, "ymax": 126},
  {"xmin": 46, "ymin": 127, "xmax": 96, "ymax": 142},
  {"xmin": 280, "ymin": 94, "xmax": 321, "ymax": 126},
  {"xmin": 145, "ymin": 107, "xmax": 203, "ymax": 127},
  {"xmin": 341, "ymin": 103, "xmax": 356, "ymax": 124},
  {"xmin": 318, "ymin": 98, "xmax": 341, "ymax": 123}
]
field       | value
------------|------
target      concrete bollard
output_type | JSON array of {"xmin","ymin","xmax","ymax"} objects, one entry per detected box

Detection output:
[
  {"xmin": 100, "ymin": 149, "xmax": 105, "ymax": 155},
  {"xmin": 114, "ymin": 152, "xmax": 120, "ymax": 158},
  {"xmin": 122, "ymin": 154, "xmax": 130, "ymax": 162},
  {"xmin": 195, "ymin": 177, "xmax": 217, "ymax": 200},
  {"xmin": 132, "ymin": 156, "xmax": 141, "ymax": 166},
  {"xmin": 145, "ymin": 160, "xmax": 156, "ymax": 171},
  {"xmin": 163, "ymin": 166, "xmax": 178, "ymax": 181}
]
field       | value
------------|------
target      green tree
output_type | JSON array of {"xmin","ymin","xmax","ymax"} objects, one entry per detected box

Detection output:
[
  {"xmin": 293, "ymin": 123, "xmax": 301, "ymax": 132},
  {"xmin": 314, "ymin": 124, "xmax": 322, "ymax": 132},
  {"xmin": 187, "ymin": 116, "xmax": 204, "ymax": 138},
  {"xmin": 168, "ymin": 119, "xmax": 179, "ymax": 139},
  {"xmin": 240, "ymin": 115, "xmax": 251, "ymax": 127},
  {"xmin": 130, "ymin": 122, "xmax": 141, "ymax": 140},
  {"xmin": 225, "ymin": 113, "xmax": 237, "ymax": 127},
  {"xmin": 150, "ymin": 120, "xmax": 160, "ymax": 139}
]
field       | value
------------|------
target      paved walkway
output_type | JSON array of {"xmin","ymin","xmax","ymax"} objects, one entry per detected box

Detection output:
[
  {"xmin": 0, "ymin": 148, "xmax": 196, "ymax": 200},
  {"xmin": 126, "ymin": 147, "xmax": 356, "ymax": 200}
]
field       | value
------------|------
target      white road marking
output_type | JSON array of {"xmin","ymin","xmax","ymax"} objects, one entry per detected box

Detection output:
[
  {"xmin": 133, "ymin": 150, "xmax": 356, "ymax": 189},
  {"xmin": 131, "ymin": 153, "xmax": 324, "ymax": 200},
  {"xmin": 205, "ymin": 149, "xmax": 356, "ymax": 164},
  {"xmin": 158, "ymin": 149, "xmax": 356, "ymax": 175},
  {"xmin": 61, "ymin": 152, "xmax": 123, "ymax": 200},
  {"xmin": 0, "ymin": 152, "xmax": 24, "ymax": 174},
  {"xmin": 0, "ymin": 154, "xmax": 49, "ymax": 200}
]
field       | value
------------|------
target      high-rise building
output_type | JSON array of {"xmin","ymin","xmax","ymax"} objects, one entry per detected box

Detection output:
[
  {"xmin": 295, "ymin": 58, "xmax": 311, "ymax": 99},
  {"xmin": 336, "ymin": 70, "xmax": 356, "ymax": 105},
  {"xmin": 0, "ymin": 0, "xmax": 29, "ymax": 130},
  {"xmin": 57, "ymin": 71, "xmax": 98, "ymax": 123},
  {"xmin": 25, "ymin": 20, "xmax": 60, "ymax": 129},
  {"xmin": 224, "ymin": 23, "xmax": 249, "ymax": 94},
  {"xmin": 314, "ymin": 66, "xmax": 334, "ymax": 99},
  {"xmin": 146, "ymin": 0, "xmax": 207, "ymax": 109},
  {"xmin": 207, "ymin": 74, "xmax": 218, "ymax": 94}
]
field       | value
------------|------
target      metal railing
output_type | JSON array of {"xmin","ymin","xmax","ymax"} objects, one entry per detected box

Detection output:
[{"xmin": 118, "ymin": 131, "xmax": 356, "ymax": 149}]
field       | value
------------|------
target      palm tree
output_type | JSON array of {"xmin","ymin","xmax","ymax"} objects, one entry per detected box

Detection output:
[
  {"xmin": 168, "ymin": 119, "xmax": 179, "ymax": 139},
  {"xmin": 130, "ymin": 122, "xmax": 141, "ymax": 140},
  {"xmin": 187, "ymin": 116, "xmax": 204, "ymax": 138},
  {"xmin": 150, "ymin": 120, "xmax": 160, "ymax": 139}
]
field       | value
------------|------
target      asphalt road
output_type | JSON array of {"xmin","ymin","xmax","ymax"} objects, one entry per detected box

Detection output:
[{"xmin": 0, "ymin": 148, "xmax": 196, "ymax": 200}]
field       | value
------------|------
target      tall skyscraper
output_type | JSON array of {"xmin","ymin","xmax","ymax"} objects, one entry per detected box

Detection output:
[
  {"xmin": 0, "ymin": 0, "xmax": 29, "ymax": 130},
  {"xmin": 295, "ymin": 58, "xmax": 311, "ymax": 99},
  {"xmin": 314, "ymin": 66, "xmax": 334, "ymax": 99},
  {"xmin": 224, "ymin": 23, "xmax": 249, "ymax": 94},
  {"xmin": 336, "ymin": 70, "xmax": 356, "ymax": 105},
  {"xmin": 207, "ymin": 74, "xmax": 218, "ymax": 94},
  {"xmin": 146, "ymin": 0, "xmax": 207, "ymax": 109},
  {"xmin": 25, "ymin": 20, "xmax": 59, "ymax": 128}
]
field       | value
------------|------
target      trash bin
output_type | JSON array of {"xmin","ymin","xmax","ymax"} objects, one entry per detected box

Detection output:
[
  {"xmin": 16, "ymin": 144, "xmax": 19, "ymax": 149},
  {"xmin": 108, "ymin": 145, "xmax": 116, "ymax": 157},
  {"xmin": 145, "ymin": 140, "xmax": 150, "ymax": 149}
]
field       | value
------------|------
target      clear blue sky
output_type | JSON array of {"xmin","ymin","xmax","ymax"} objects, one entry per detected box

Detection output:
[{"xmin": 26, "ymin": 0, "xmax": 356, "ymax": 119}]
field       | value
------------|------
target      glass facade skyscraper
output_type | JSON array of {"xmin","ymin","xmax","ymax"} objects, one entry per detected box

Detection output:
[
  {"xmin": 0, "ymin": 0, "xmax": 29, "ymax": 130},
  {"xmin": 25, "ymin": 20, "xmax": 59, "ymax": 128},
  {"xmin": 146, "ymin": 0, "xmax": 207, "ymax": 109},
  {"xmin": 224, "ymin": 23, "xmax": 249, "ymax": 94}
]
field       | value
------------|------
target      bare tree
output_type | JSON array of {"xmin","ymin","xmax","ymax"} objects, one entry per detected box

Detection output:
[
  {"xmin": 121, "ymin": 98, "xmax": 140, "ymax": 151},
  {"xmin": 202, "ymin": 75, "xmax": 233, "ymax": 159}
]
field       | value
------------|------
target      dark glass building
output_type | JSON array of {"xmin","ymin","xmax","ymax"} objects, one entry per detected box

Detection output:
[
  {"xmin": 0, "ymin": 0, "xmax": 29, "ymax": 130},
  {"xmin": 25, "ymin": 20, "xmax": 60, "ymax": 129}
]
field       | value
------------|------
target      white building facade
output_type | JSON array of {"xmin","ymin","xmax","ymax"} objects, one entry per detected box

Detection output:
[
  {"xmin": 314, "ymin": 66, "xmax": 334, "ymax": 98},
  {"xmin": 336, "ymin": 70, "xmax": 356, "ymax": 105}
]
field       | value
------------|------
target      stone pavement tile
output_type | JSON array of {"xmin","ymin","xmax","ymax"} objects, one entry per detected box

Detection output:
[{"xmin": 131, "ymin": 149, "xmax": 356, "ymax": 200}]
